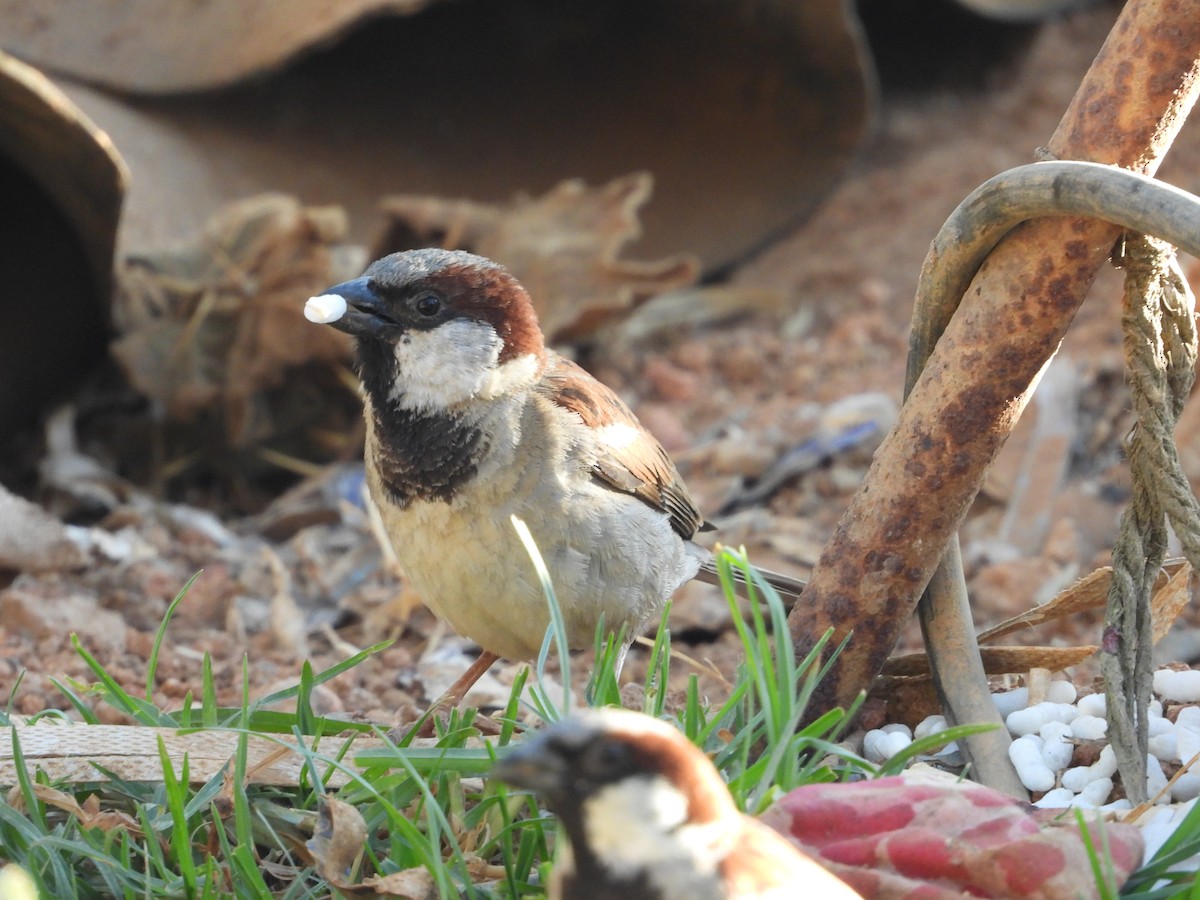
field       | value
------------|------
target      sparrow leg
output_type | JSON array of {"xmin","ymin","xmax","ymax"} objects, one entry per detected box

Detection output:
[
  {"xmin": 395, "ymin": 650, "xmax": 504, "ymax": 741},
  {"xmin": 432, "ymin": 649, "xmax": 502, "ymax": 710}
]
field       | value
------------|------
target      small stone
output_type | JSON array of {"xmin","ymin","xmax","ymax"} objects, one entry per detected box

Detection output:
[
  {"xmin": 993, "ymin": 687, "xmax": 1029, "ymax": 719},
  {"xmin": 1176, "ymin": 706, "xmax": 1200, "ymax": 731},
  {"xmin": 1045, "ymin": 681, "xmax": 1078, "ymax": 704},
  {"xmin": 1033, "ymin": 788, "xmax": 1074, "ymax": 809},
  {"xmin": 1061, "ymin": 765, "xmax": 1095, "ymax": 794},
  {"xmin": 1093, "ymin": 745, "xmax": 1118, "ymax": 778},
  {"xmin": 1173, "ymin": 773, "xmax": 1200, "ymax": 803},
  {"xmin": 1149, "ymin": 731, "xmax": 1178, "ymax": 764},
  {"xmin": 0, "ymin": 589, "xmax": 125, "ymax": 651},
  {"xmin": 1076, "ymin": 692, "xmax": 1107, "ymax": 717},
  {"xmin": 914, "ymin": 715, "xmax": 948, "ymax": 740},
  {"xmin": 1071, "ymin": 715, "xmax": 1107, "ymax": 741},
  {"xmin": 1177, "ymin": 725, "xmax": 1200, "ymax": 769},
  {"xmin": 1147, "ymin": 754, "xmax": 1170, "ymax": 803},
  {"xmin": 1010, "ymin": 736, "xmax": 1055, "ymax": 793},
  {"xmin": 1039, "ymin": 721, "xmax": 1074, "ymax": 772},
  {"xmin": 1154, "ymin": 668, "xmax": 1200, "ymax": 703},
  {"xmin": 1075, "ymin": 776, "xmax": 1113, "ymax": 807}
]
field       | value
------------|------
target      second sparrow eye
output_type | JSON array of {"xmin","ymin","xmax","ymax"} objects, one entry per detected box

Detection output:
[{"xmin": 415, "ymin": 293, "xmax": 441, "ymax": 316}]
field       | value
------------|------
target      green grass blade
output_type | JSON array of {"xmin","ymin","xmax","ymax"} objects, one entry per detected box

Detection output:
[
  {"xmin": 146, "ymin": 571, "xmax": 202, "ymax": 700},
  {"xmin": 252, "ymin": 640, "xmax": 393, "ymax": 712},
  {"xmin": 513, "ymin": 514, "xmax": 571, "ymax": 719},
  {"xmin": 70, "ymin": 635, "xmax": 171, "ymax": 725}
]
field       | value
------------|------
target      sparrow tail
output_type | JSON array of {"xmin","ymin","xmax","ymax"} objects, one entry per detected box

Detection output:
[{"xmin": 694, "ymin": 560, "xmax": 807, "ymax": 604}]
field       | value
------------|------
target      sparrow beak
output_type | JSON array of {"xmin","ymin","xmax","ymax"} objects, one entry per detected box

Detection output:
[
  {"xmin": 304, "ymin": 277, "xmax": 403, "ymax": 340},
  {"xmin": 492, "ymin": 738, "xmax": 567, "ymax": 799}
]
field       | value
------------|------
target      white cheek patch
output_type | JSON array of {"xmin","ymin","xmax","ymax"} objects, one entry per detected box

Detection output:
[
  {"xmin": 582, "ymin": 775, "xmax": 712, "ymax": 877},
  {"xmin": 480, "ymin": 352, "xmax": 540, "ymax": 400},
  {"xmin": 304, "ymin": 293, "xmax": 348, "ymax": 324},
  {"xmin": 387, "ymin": 319, "xmax": 537, "ymax": 411}
]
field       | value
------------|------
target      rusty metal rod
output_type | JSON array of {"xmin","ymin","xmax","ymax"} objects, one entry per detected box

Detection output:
[{"xmin": 791, "ymin": 0, "xmax": 1200, "ymax": 743}]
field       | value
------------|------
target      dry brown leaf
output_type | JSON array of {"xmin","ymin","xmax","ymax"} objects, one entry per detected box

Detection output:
[
  {"xmin": 111, "ymin": 194, "xmax": 359, "ymax": 444},
  {"xmin": 1150, "ymin": 560, "xmax": 1196, "ymax": 644},
  {"xmin": 307, "ymin": 797, "xmax": 369, "ymax": 890},
  {"xmin": 975, "ymin": 559, "xmax": 1190, "ymax": 644},
  {"xmin": 376, "ymin": 172, "xmax": 699, "ymax": 341},
  {"xmin": 31, "ymin": 784, "xmax": 143, "ymax": 836},
  {"xmin": 359, "ymin": 868, "xmax": 439, "ymax": 899},
  {"xmin": 883, "ymin": 645, "xmax": 1098, "ymax": 677},
  {"xmin": 350, "ymin": 861, "xmax": 499, "ymax": 900}
]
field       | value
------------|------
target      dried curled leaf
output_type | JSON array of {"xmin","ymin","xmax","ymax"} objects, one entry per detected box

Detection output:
[
  {"xmin": 376, "ymin": 172, "xmax": 699, "ymax": 340},
  {"xmin": 883, "ymin": 645, "xmax": 1099, "ymax": 678},
  {"xmin": 975, "ymin": 559, "xmax": 1192, "ymax": 644},
  {"xmin": 111, "ymin": 194, "xmax": 362, "ymax": 444},
  {"xmin": 30, "ymin": 784, "xmax": 143, "ymax": 836},
  {"xmin": 307, "ymin": 797, "xmax": 368, "ymax": 890},
  {"xmin": 880, "ymin": 561, "xmax": 1194, "ymax": 684}
]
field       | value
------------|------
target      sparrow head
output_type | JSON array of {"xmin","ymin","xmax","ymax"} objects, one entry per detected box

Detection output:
[
  {"xmin": 493, "ymin": 709, "xmax": 738, "ymax": 888},
  {"xmin": 307, "ymin": 249, "xmax": 546, "ymax": 413},
  {"xmin": 494, "ymin": 709, "xmax": 861, "ymax": 899}
]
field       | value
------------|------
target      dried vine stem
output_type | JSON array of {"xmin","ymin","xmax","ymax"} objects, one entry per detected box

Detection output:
[{"xmin": 790, "ymin": 0, "xmax": 1200, "ymax": 799}]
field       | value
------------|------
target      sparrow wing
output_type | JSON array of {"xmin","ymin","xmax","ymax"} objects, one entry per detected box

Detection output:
[{"xmin": 540, "ymin": 355, "xmax": 707, "ymax": 540}]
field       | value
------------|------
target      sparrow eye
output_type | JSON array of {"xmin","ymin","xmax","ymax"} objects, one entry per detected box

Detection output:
[
  {"xmin": 584, "ymin": 740, "xmax": 632, "ymax": 777},
  {"xmin": 414, "ymin": 293, "xmax": 442, "ymax": 317}
]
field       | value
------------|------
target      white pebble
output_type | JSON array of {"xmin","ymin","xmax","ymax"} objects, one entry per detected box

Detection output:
[
  {"xmin": 1178, "ymin": 707, "xmax": 1200, "ymax": 732},
  {"xmin": 914, "ymin": 715, "xmax": 947, "ymax": 740},
  {"xmin": 1010, "ymin": 735, "xmax": 1056, "ymax": 793},
  {"xmin": 1071, "ymin": 715, "xmax": 1108, "ymax": 741},
  {"xmin": 1061, "ymin": 765, "xmax": 1094, "ymax": 793},
  {"xmin": 1046, "ymin": 681, "xmax": 1078, "ymax": 704},
  {"xmin": 1075, "ymin": 776, "xmax": 1113, "ymax": 807},
  {"xmin": 303, "ymin": 293, "xmax": 348, "ymax": 324},
  {"xmin": 1093, "ymin": 745, "xmax": 1118, "ymax": 778},
  {"xmin": 1178, "ymin": 726, "xmax": 1200, "ymax": 769},
  {"xmin": 1151, "ymin": 699, "xmax": 1164, "ymax": 717},
  {"xmin": 1033, "ymin": 788, "xmax": 1074, "ymax": 809},
  {"xmin": 1171, "ymin": 798, "xmax": 1199, "ymax": 824},
  {"xmin": 1147, "ymin": 754, "xmax": 1169, "ymax": 803},
  {"xmin": 1148, "ymin": 714, "xmax": 1176, "ymax": 737},
  {"xmin": 1149, "ymin": 731, "xmax": 1178, "ymax": 764},
  {"xmin": 863, "ymin": 729, "xmax": 912, "ymax": 763},
  {"xmin": 1171, "ymin": 772, "xmax": 1200, "ymax": 803},
  {"xmin": 862, "ymin": 729, "xmax": 889, "ymax": 763},
  {"xmin": 1154, "ymin": 669, "xmax": 1200, "ymax": 703},
  {"xmin": 1101, "ymin": 799, "xmax": 1133, "ymax": 812},
  {"xmin": 1141, "ymin": 822, "xmax": 1176, "ymax": 865},
  {"xmin": 1006, "ymin": 706, "xmax": 1050, "ymax": 737},
  {"xmin": 883, "ymin": 732, "xmax": 913, "ymax": 757},
  {"xmin": 881, "ymin": 723, "xmax": 913, "ymax": 739},
  {"xmin": 1076, "ymin": 692, "xmax": 1107, "ymax": 717},
  {"xmin": 1146, "ymin": 806, "xmax": 1177, "ymax": 826},
  {"xmin": 1006, "ymin": 702, "xmax": 1078, "ymax": 737},
  {"xmin": 1040, "ymin": 721, "xmax": 1074, "ymax": 772},
  {"xmin": 993, "ymin": 687, "xmax": 1030, "ymax": 719}
]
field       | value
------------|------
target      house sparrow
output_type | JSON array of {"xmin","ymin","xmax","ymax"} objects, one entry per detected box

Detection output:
[
  {"xmin": 491, "ymin": 707, "xmax": 861, "ymax": 899},
  {"xmin": 306, "ymin": 249, "xmax": 805, "ymax": 700}
]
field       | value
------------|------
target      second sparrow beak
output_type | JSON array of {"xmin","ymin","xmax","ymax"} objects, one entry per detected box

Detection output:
[{"xmin": 492, "ymin": 738, "xmax": 567, "ymax": 800}]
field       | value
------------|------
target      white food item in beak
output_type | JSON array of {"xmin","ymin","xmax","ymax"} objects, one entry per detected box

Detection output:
[{"xmin": 304, "ymin": 293, "xmax": 348, "ymax": 324}]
